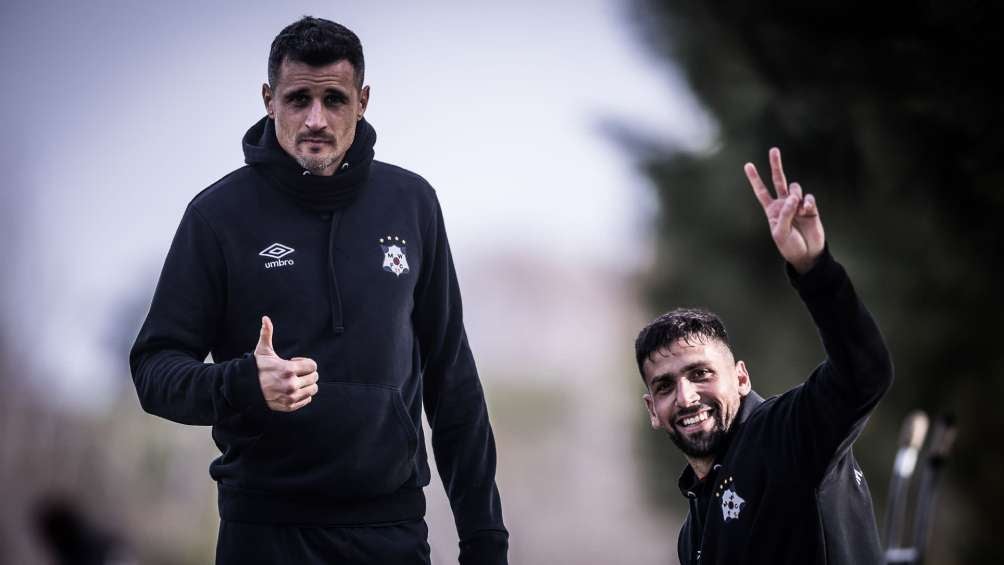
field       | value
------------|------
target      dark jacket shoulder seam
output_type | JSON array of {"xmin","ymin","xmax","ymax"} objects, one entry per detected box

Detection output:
[
  {"xmin": 190, "ymin": 165, "xmax": 253, "ymax": 203},
  {"xmin": 373, "ymin": 161, "xmax": 438, "ymax": 199}
]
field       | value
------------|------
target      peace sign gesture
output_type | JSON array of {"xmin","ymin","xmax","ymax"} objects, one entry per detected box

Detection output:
[{"xmin": 744, "ymin": 148, "xmax": 825, "ymax": 274}]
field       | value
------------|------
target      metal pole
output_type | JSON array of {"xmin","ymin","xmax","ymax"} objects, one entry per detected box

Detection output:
[
  {"xmin": 909, "ymin": 414, "xmax": 956, "ymax": 565},
  {"xmin": 884, "ymin": 411, "xmax": 928, "ymax": 564},
  {"xmin": 884, "ymin": 411, "xmax": 929, "ymax": 548}
]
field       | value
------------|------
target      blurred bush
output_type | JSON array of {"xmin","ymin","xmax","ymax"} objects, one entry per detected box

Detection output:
[{"xmin": 627, "ymin": 2, "xmax": 1003, "ymax": 564}]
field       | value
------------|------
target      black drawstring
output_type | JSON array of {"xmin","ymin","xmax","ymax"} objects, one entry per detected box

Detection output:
[{"xmin": 327, "ymin": 212, "xmax": 345, "ymax": 334}]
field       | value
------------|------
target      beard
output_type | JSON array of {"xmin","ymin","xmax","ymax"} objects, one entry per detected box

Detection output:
[
  {"xmin": 667, "ymin": 404, "xmax": 731, "ymax": 458},
  {"xmin": 295, "ymin": 153, "xmax": 340, "ymax": 175}
]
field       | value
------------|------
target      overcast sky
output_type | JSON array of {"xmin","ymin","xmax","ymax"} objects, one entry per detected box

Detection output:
[{"xmin": 0, "ymin": 0, "xmax": 714, "ymax": 409}]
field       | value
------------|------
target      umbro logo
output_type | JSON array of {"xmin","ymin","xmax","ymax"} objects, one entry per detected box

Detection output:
[
  {"xmin": 260, "ymin": 243, "xmax": 295, "ymax": 269},
  {"xmin": 260, "ymin": 243, "xmax": 294, "ymax": 259}
]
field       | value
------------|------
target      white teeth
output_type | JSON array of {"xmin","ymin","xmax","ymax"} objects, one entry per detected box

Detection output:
[{"xmin": 681, "ymin": 412, "xmax": 710, "ymax": 426}]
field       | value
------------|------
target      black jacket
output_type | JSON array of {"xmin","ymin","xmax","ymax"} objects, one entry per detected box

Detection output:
[
  {"xmin": 677, "ymin": 249, "xmax": 893, "ymax": 565},
  {"xmin": 130, "ymin": 117, "xmax": 507, "ymax": 564}
]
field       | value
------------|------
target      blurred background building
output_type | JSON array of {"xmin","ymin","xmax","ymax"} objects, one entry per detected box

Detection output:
[{"xmin": 1, "ymin": 1, "xmax": 999, "ymax": 564}]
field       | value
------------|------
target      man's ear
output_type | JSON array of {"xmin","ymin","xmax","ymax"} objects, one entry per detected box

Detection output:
[
  {"xmin": 358, "ymin": 85, "xmax": 370, "ymax": 120},
  {"xmin": 736, "ymin": 360, "xmax": 751, "ymax": 396},
  {"xmin": 643, "ymin": 393, "xmax": 660, "ymax": 430},
  {"xmin": 262, "ymin": 83, "xmax": 274, "ymax": 119}
]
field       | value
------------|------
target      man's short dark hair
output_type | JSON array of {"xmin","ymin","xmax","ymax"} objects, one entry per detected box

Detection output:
[
  {"xmin": 268, "ymin": 16, "xmax": 365, "ymax": 89},
  {"xmin": 634, "ymin": 308, "xmax": 732, "ymax": 383}
]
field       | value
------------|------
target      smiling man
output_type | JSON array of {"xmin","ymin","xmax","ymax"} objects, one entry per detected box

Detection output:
[
  {"xmin": 130, "ymin": 17, "xmax": 507, "ymax": 565},
  {"xmin": 635, "ymin": 148, "xmax": 893, "ymax": 564}
]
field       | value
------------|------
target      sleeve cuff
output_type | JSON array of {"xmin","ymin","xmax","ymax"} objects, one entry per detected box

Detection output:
[
  {"xmin": 223, "ymin": 353, "xmax": 268, "ymax": 416},
  {"xmin": 785, "ymin": 245, "xmax": 846, "ymax": 297},
  {"xmin": 459, "ymin": 530, "xmax": 509, "ymax": 565}
]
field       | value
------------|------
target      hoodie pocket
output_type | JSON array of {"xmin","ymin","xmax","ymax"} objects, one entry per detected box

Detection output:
[{"xmin": 241, "ymin": 382, "xmax": 419, "ymax": 498}]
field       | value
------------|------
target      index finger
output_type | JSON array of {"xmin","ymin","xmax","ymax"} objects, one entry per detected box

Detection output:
[
  {"xmin": 744, "ymin": 162, "xmax": 773, "ymax": 210},
  {"xmin": 769, "ymin": 147, "xmax": 789, "ymax": 197}
]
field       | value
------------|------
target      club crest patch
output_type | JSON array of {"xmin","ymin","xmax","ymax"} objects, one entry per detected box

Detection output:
[
  {"xmin": 715, "ymin": 476, "xmax": 745, "ymax": 522},
  {"xmin": 379, "ymin": 235, "xmax": 410, "ymax": 277}
]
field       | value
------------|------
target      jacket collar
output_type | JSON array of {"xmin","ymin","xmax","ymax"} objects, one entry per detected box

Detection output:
[
  {"xmin": 677, "ymin": 390, "xmax": 765, "ymax": 495},
  {"xmin": 736, "ymin": 389, "xmax": 765, "ymax": 425},
  {"xmin": 241, "ymin": 116, "xmax": 377, "ymax": 211}
]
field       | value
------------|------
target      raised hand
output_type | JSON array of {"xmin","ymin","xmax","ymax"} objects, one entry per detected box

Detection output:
[
  {"xmin": 744, "ymin": 147, "xmax": 825, "ymax": 274},
  {"xmin": 254, "ymin": 315, "xmax": 319, "ymax": 412}
]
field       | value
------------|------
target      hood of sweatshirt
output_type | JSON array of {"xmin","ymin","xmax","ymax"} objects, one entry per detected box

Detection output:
[
  {"xmin": 242, "ymin": 116, "xmax": 377, "ymax": 211},
  {"xmin": 242, "ymin": 116, "xmax": 378, "ymax": 334}
]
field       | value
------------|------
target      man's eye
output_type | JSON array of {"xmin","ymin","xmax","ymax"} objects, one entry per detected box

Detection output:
[
  {"xmin": 289, "ymin": 95, "xmax": 309, "ymax": 106},
  {"xmin": 325, "ymin": 95, "xmax": 345, "ymax": 106}
]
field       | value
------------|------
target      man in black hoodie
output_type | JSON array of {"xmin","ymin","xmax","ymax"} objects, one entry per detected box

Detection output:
[
  {"xmin": 635, "ymin": 148, "xmax": 893, "ymax": 564},
  {"xmin": 130, "ymin": 17, "xmax": 507, "ymax": 565}
]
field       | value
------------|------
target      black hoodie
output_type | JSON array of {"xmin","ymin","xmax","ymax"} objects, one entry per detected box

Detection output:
[
  {"xmin": 130, "ymin": 117, "xmax": 508, "ymax": 564},
  {"xmin": 675, "ymin": 249, "xmax": 893, "ymax": 565}
]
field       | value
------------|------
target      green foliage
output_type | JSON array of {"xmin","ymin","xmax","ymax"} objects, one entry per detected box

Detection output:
[{"xmin": 629, "ymin": 2, "xmax": 1003, "ymax": 562}]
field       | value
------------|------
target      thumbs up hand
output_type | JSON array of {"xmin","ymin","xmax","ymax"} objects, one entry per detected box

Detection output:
[{"xmin": 254, "ymin": 316, "xmax": 319, "ymax": 412}]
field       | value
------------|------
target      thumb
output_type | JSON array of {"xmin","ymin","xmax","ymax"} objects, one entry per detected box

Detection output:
[{"xmin": 255, "ymin": 315, "xmax": 276, "ymax": 357}]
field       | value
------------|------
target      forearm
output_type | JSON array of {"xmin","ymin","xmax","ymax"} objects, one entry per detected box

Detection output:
[
  {"xmin": 415, "ymin": 193, "xmax": 508, "ymax": 562},
  {"xmin": 773, "ymin": 247, "xmax": 894, "ymax": 478},
  {"xmin": 130, "ymin": 346, "xmax": 263, "ymax": 425},
  {"xmin": 423, "ymin": 334, "xmax": 507, "ymax": 560},
  {"xmin": 433, "ymin": 437, "xmax": 508, "ymax": 565},
  {"xmin": 428, "ymin": 369, "xmax": 508, "ymax": 564},
  {"xmin": 789, "ymin": 246, "xmax": 894, "ymax": 410},
  {"xmin": 130, "ymin": 202, "xmax": 262, "ymax": 425}
]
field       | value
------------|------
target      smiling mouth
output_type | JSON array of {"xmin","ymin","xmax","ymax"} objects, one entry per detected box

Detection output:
[
  {"xmin": 676, "ymin": 407, "xmax": 715, "ymax": 430},
  {"xmin": 681, "ymin": 412, "xmax": 709, "ymax": 426}
]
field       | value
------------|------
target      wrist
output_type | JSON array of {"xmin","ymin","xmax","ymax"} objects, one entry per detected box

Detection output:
[
  {"xmin": 225, "ymin": 354, "xmax": 270, "ymax": 415},
  {"xmin": 791, "ymin": 256, "xmax": 817, "ymax": 275}
]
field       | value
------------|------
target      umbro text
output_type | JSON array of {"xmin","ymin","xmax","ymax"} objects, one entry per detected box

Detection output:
[{"xmin": 265, "ymin": 259, "xmax": 295, "ymax": 269}]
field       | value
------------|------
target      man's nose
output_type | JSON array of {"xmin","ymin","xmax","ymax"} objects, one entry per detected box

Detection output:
[
  {"xmin": 674, "ymin": 378, "xmax": 700, "ymax": 408},
  {"xmin": 305, "ymin": 100, "xmax": 326, "ymax": 130}
]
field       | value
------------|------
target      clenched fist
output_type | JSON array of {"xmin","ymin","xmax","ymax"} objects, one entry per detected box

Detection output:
[{"xmin": 254, "ymin": 315, "xmax": 319, "ymax": 412}]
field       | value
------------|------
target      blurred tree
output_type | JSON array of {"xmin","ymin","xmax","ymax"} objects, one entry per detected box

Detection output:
[{"xmin": 627, "ymin": 2, "xmax": 1002, "ymax": 563}]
